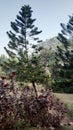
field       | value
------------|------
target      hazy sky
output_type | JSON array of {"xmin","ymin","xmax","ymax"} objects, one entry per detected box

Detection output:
[{"xmin": 0, "ymin": 0, "xmax": 73, "ymax": 55}]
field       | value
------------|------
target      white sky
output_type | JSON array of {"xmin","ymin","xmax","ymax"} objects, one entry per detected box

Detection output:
[{"xmin": 0, "ymin": 0, "xmax": 73, "ymax": 55}]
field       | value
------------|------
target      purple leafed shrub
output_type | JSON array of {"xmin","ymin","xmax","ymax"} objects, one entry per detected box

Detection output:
[
  {"xmin": 20, "ymin": 88, "xmax": 67, "ymax": 128},
  {"xmin": 0, "ymin": 73, "xmax": 19, "ymax": 129},
  {"xmin": 0, "ymin": 73, "xmax": 67, "ymax": 129}
]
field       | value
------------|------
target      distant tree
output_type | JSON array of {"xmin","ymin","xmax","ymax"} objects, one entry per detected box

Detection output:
[
  {"xmin": 5, "ymin": 5, "xmax": 49, "ymax": 97},
  {"xmin": 0, "ymin": 55, "xmax": 7, "ymax": 63},
  {"xmin": 0, "ymin": 55, "xmax": 8, "ymax": 76},
  {"xmin": 52, "ymin": 15, "xmax": 73, "ymax": 93}
]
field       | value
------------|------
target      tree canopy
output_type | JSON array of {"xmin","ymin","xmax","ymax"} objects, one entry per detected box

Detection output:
[
  {"xmin": 4, "ymin": 5, "xmax": 49, "ymax": 95},
  {"xmin": 52, "ymin": 15, "xmax": 73, "ymax": 93}
]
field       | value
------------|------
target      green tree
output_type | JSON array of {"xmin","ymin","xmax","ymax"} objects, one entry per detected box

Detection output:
[
  {"xmin": 0, "ymin": 55, "xmax": 8, "ymax": 76},
  {"xmin": 5, "ymin": 5, "xmax": 49, "ymax": 97},
  {"xmin": 52, "ymin": 15, "xmax": 73, "ymax": 93}
]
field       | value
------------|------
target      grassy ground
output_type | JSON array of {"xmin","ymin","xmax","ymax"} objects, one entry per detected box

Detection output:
[{"xmin": 54, "ymin": 93, "xmax": 73, "ymax": 104}]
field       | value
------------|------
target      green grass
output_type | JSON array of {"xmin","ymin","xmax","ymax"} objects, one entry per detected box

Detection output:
[{"xmin": 65, "ymin": 103, "xmax": 73, "ymax": 121}]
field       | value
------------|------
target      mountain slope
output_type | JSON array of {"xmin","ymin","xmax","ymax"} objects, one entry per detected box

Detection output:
[{"xmin": 38, "ymin": 36, "xmax": 62, "ymax": 51}]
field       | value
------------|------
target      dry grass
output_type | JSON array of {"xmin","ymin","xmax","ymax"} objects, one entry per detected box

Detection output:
[{"xmin": 54, "ymin": 93, "xmax": 73, "ymax": 104}]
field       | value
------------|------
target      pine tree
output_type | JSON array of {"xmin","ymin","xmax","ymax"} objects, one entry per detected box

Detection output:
[
  {"xmin": 5, "ymin": 5, "xmax": 42, "ymax": 59},
  {"xmin": 52, "ymin": 15, "xmax": 73, "ymax": 93},
  {"xmin": 5, "ymin": 5, "xmax": 49, "ymax": 97}
]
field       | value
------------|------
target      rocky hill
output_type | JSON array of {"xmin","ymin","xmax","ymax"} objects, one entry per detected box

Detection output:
[{"xmin": 38, "ymin": 36, "xmax": 62, "ymax": 51}]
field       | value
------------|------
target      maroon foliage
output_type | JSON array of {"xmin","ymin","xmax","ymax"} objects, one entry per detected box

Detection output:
[
  {"xmin": 20, "ymin": 87, "xmax": 67, "ymax": 127},
  {"xmin": 0, "ymin": 73, "xmax": 67, "ymax": 129}
]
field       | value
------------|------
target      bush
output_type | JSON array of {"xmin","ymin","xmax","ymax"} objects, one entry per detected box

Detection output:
[
  {"xmin": 0, "ymin": 73, "xmax": 67, "ymax": 129},
  {"xmin": 20, "ymin": 87, "xmax": 67, "ymax": 128}
]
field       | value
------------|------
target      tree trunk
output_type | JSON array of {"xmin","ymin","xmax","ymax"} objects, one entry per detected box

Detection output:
[{"xmin": 32, "ymin": 81, "xmax": 38, "ymax": 100}]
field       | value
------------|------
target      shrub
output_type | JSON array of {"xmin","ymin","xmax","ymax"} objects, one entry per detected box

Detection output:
[
  {"xmin": 0, "ymin": 73, "xmax": 20, "ymax": 129},
  {"xmin": 20, "ymin": 87, "xmax": 67, "ymax": 128},
  {"xmin": 0, "ymin": 73, "xmax": 67, "ymax": 129}
]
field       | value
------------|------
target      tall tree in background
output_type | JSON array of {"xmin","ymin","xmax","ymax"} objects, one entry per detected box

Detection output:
[
  {"xmin": 52, "ymin": 15, "xmax": 73, "ymax": 93},
  {"xmin": 5, "ymin": 5, "xmax": 42, "ymax": 59},
  {"xmin": 5, "ymin": 5, "xmax": 49, "ymax": 96}
]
